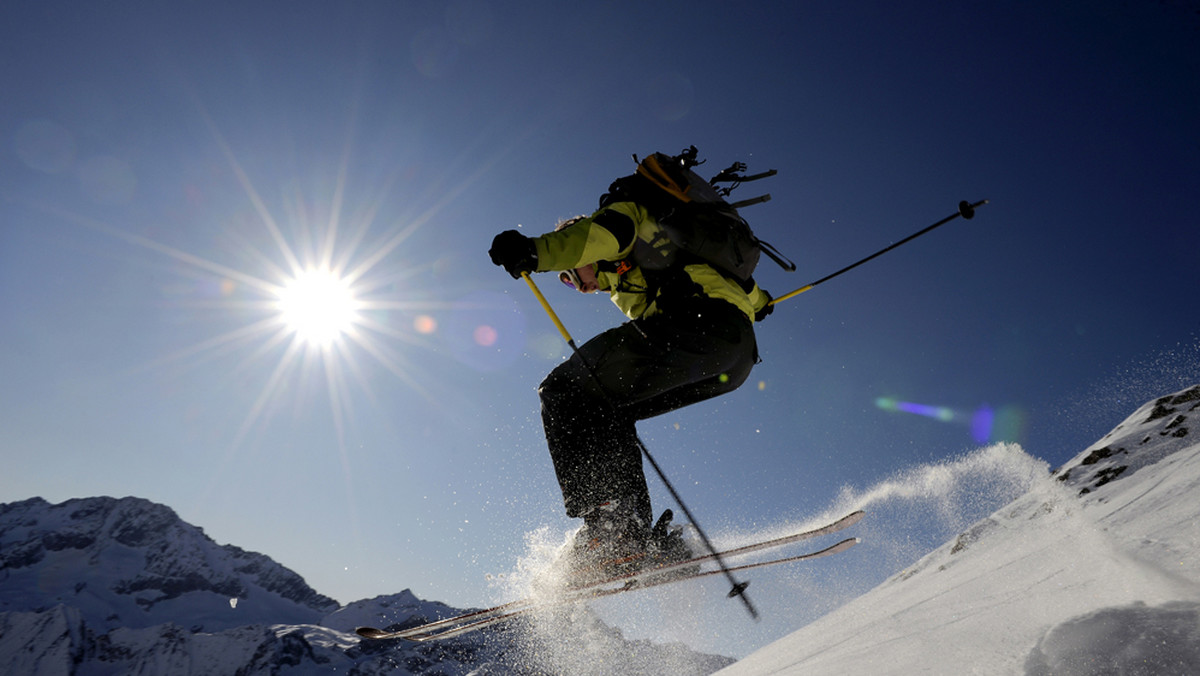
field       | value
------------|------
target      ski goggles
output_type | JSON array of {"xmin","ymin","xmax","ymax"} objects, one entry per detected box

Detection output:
[{"xmin": 559, "ymin": 268, "xmax": 583, "ymax": 290}]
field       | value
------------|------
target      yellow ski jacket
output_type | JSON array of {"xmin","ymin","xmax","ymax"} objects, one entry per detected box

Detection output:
[{"xmin": 532, "ymin": 201, "xmax": 771, "ymax": 323}]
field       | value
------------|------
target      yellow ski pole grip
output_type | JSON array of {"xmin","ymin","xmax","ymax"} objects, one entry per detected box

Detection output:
[{"xmin": 769, "ymin": 284, "xmax": 813, "ymax": 306}]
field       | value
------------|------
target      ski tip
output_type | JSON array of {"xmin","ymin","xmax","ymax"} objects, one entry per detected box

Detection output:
[
  {"xmin": 841, "ymin": 510, "xmax": 867, "ymax": 527},
  {"xmin": 355, "ymin": 627, "xmax": 387, "ymax": 639},
  {"xmin": 838, "ymin": 537, "xmax": 862, "ymax": 551}
]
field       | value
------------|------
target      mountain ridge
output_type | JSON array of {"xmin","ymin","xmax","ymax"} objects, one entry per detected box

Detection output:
[
  {"xmin": 0, "ymin": 494, "xmax": 338, "ymax": 632},
  {"xmin": 0, "ymin": 495, "xmax": 733, "ymax": 674}
]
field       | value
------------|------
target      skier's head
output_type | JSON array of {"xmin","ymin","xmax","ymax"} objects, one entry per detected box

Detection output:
[{"xmin": 559, "ymin": 264, "xmax": 598, "ymax": 293}]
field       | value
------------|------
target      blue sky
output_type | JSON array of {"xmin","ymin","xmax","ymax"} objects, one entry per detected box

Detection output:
[{"xmin": 2, "ymin": 0, "xmax": 1198, "ymax": 656}]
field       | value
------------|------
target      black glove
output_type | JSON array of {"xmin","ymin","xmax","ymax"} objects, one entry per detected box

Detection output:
[
  {"xmin": 755, "ymin": 291, "xmax": 775, "ymax": 322},
  {"xmin": 488, "ymin": 230, "xmax": 537, "ymax": 279}
]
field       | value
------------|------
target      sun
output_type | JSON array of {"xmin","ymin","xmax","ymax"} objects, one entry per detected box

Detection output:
[
  {"xmin": 62, "ymin": 94, "xmax": 482, "ymax": 453},
  {"xmin": 276, "ymin": 267, "xmax": 360, "ymax": 347}
]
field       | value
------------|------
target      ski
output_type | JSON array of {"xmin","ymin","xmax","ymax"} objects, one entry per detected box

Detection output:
[
  {"xmin": 566, "ymin": 509, "xmax": 864, "ymax": 593},
  {"xmin": 394, "ymin": 537, "xmax": 860, "ymax": 642},
  {"xmin": 356, "ymin": 510, "xmax": 864, "ymax": 642}
]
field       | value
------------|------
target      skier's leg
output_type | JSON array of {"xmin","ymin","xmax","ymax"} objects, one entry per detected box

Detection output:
[
  {"xmin": 540, "ymin": 323, "xmax": 652, "ymax": 525},
  {"xmin": 623, "ymin": 298, "xmax": 758, "ymax": 421},
  {"xmin": 539, "ymin": 297, "xmax": 757, "ymax": 525}
]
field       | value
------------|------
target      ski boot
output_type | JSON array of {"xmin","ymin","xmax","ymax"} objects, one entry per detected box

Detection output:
[
  {"xmin": 565, "ymin": 500, "xmax": 650, "ymax": 586},
  {"xmin": 643, "ymin": 509, "xmax": 699, "ymax": 581}
]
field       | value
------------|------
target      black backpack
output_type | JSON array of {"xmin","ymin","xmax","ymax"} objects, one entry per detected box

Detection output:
[{"xmin": 599, "ymin": 146, "xmax": 796, "ymax": 283}]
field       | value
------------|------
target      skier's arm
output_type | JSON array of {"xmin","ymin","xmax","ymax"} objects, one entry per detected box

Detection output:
[
  {"xmin": 747, "ymin": 281, "xmax": 774, "ymax": 321},
  {"xmin": 532, "ymin": 203, "xmax": 642, "ymax": 272}
]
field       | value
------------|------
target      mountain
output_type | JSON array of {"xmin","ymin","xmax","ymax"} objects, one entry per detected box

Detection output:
[
  {"xmin": 0, "ymin": 496, "xmax": 338, "ymax": 633},
  {"xmin": 0, "ymin": 495, "xmax": 733, "ymax": 674},
  {"xmin": 717, "ymin": 384, "xmax": 1200, "ymax": 675}
]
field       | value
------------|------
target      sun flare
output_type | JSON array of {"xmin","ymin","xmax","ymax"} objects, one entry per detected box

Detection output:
[
  {"xmin": 79, "ymin": 98, "xmax": 475, "ymax": 453},
  {"xmin": 276, "ymin": 268, "xmax": 359, "ymax": 347}
]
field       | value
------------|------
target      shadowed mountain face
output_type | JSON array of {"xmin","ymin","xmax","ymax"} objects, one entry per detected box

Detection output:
[{"xmin": 0, "ymin": 495, "xmax": 338, "ymax": 632}]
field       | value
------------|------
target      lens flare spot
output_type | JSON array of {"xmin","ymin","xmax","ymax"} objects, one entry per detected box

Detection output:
[
  {"xmin": 414, "ymin": 314, "xmax": 437, "ymax": 334},
  {"xmin": 971, "ymin": 405, "xmax": 995, "ymax": 443},
  {"xmin": 990, "ymin": 405, "xmax": 1027, "ymax": 444},
  {"xmin": 877, "ymin": 396, "xmax": 1025, "ymax": 445},
  {"xmin": 876, "ymin": 397, "xmax": 955, "ymax": 421},
  {"xmin": 474, "ymin": 324, "xmax": 498, "ymax": 346}
]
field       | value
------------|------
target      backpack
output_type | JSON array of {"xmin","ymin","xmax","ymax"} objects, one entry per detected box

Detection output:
[{"xmin": 599, "ymin": 146, "xmax": 796, "ymax": 283}]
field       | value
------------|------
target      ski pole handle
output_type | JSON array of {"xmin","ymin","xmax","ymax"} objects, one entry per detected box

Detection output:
[{"xmin": 769, "ymin": 283, "xmax": 815, "ymax": 305}]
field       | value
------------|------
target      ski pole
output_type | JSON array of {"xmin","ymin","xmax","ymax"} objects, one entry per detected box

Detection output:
[
  {"xmin": 771, "ymin": 199, "xmax": 988, "ymax": 305},
  {"xmin": 521, "ymin": 271, "xmax": 578, "ymax": 350},
  {"xmin": 520, "ymin": 271, "xmax": 760, "ymax": 620}
]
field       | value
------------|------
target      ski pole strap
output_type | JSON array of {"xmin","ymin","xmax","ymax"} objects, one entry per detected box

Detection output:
[
  {"xmin": 521, "ymin": 272, "xmax": 577, "ymax": 349},
  {"xmin": 758, "ymin": 238, "xmax": 797, "ymax": 273}
]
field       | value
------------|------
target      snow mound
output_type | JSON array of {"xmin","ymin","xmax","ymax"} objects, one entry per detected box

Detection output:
[{"xmin": 1025, "ymin": 601, "xmax": 1200, "ymax": 676}]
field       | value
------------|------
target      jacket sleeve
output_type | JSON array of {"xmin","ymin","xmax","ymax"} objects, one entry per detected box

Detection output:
[
  {"xmin": 531, "ymin": 203, "xmax": 642, "ymax": 272},
  {"xmin": 747, "ymin": 281, "xmax": 773, "ymax": 320}
]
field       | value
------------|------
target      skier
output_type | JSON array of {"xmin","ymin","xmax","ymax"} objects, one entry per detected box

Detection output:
[{"xmin": 488, "ymin": 199, "xmax": 774, "ymax": 579}]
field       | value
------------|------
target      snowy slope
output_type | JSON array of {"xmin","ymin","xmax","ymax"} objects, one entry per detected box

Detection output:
[{"xmin": 718, "ymin": 385, "xmax": 1200, "ymax": 675}]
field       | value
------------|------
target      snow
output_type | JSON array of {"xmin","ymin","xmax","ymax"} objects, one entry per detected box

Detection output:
[
  {"xmin": 3, "ymin": 386, "xmax": 1198, "ymax": 674},
  {"xmin": 717, "ymin": 385, "xmax": 1200, "ymax": 675}
]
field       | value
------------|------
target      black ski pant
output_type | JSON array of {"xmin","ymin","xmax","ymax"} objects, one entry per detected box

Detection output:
[{"xmin": 538, "ymin": 296, "xmax": 758, "ymax": 527}]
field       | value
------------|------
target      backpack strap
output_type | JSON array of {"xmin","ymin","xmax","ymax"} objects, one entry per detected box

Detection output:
[
  {"xmin": 757, "ymin": 238, "xmax": 797, "ymax": 272},
  {"xmin": 636, "ymin": 153, "xmax": 693, "ymax": 203}
]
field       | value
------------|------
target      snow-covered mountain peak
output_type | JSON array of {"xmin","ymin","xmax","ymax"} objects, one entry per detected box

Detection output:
[
  {"xmin": 0, "ymin": 495, "xmax": 337, "ymax": 632},
  {"xmin": 321, "ymin": 588, "xmax": 463, "ymax": 634},
  {"xmin": 1054, "ymin": 383, "xmax": 1198, "ymax": 495}
]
